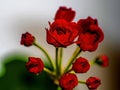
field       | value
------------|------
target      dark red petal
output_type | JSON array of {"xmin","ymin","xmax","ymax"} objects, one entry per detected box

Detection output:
[{"xmin": 54, "ymin": 6, "xmax": 75, "ymax": 22}]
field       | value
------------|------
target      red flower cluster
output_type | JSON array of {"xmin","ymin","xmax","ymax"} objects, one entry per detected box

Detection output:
[
  {"xmin": 20, "ymin": 6, "xmax": 109, "ymax": 90},
  {"xmin": 46, "ymin": 6, "xmax": 104, "ymax": 52},
  {"xmin": 95, "ymin": 55, "xmax": 109, "ymax": 67},
  {"xmin": 26, "ymin": 57, "xmax": 44, "ymax": 74},
  {"xmin": 72, "ymin": 57, "xmax": 90, "ymax": 73},
  {"xmin": 86, "ymin": 77, "xmax": 101, "ymax": 90},
  {"xmin": 20, "ymin": 32, "xmax": 35, "ymax": 47},
  {"xmin": 59, "ymin": 73, "xmax": 78, "ymax": 90}
]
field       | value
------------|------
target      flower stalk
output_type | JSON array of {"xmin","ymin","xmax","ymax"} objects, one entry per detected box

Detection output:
[
  {"xmin": 57, "ymin": 86, "xmax": 62, "ymax": 90},
  {"xmin": 55, "ymin": 48, "xmax": 63, "ymax": 76},
  {"xmin": 33, "ymin": 42, "xmax": 56, "ymax": 70},
  {"xmin": 78, "ymin": 80, "xmax": 86, "ymax": 84},
  {"xmin": 64, "ymin": 46, "xmax": 82, "ymax": 73},
  {"xmin": 58, "ymin": 48, "xmax": 63, "ymax": 75},
  {"xmin": 56, "ymin": 47, "xmax": 59, "ymax": 75},
  {"xmin": 43, "ymin": 67, "xmax": 55, "ymax": 76},
  {"xmin": 90, "ymin": 60, "xmax": 96, "ymax": 66}
]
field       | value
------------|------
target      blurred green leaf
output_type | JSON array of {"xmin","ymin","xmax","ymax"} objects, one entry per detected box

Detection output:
[{"xmin": 0, "ymin": 54, "xmax": 57, "ymax": 90}]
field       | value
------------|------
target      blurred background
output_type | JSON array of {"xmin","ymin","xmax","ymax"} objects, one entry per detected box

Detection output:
[{"xmin": 0, "ymin": 0, "xmax": 120, "ymax": 90}]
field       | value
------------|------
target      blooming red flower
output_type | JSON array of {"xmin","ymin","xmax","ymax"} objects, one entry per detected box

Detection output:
[
  {"xmin": 59, "ymin": 73, "xmax": 78, "ymax": 90},
  {"xmin": 20, "ymin": 32, "xmax": 35, "ymax": 47},
  {"xmin": 76, "ymin": 16, "xmax": 104, "ymax": 52},
  {"xmin": 95, "ymin": 55, "xmax": 109, "ymax": 67},
  {"xmin": 86, "ymin": 76, "xmax": 101, "ymax": 90},
  {"xmin": 46, "ymin": 19, "xmax": 79, "ymax": 47},
  {"xmin": 54, "ymin": 6, "xmax": 75, "ymax": 22},
  {"xmin": 26, "ymin": 57, "xmax": 44, "ymax": 74},
  {"xmin": 72, "ymin": 57, "xmax": 90, "ymax": 73}
]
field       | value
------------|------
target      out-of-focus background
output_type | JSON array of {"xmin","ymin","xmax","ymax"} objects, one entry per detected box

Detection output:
[{"xmin": 0, "ymin": 0, "xmax": 120, "ymax": 90}]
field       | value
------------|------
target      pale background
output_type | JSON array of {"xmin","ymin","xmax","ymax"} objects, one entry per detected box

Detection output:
[{"xmin": 0, "ymin": 0, "xmax": 120, "ymax": 90}]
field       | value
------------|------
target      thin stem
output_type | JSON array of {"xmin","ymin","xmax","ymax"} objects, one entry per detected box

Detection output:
[
  {"xmin": 78, "ymin": 80, "xmax": 86, "ymax": 84},
  {"xmin": 59, "ymin": 48, "xmax": 63, "ymax": 75},
  {"xmin": 66, "ymin": 68, "xmax": 73, "ymax": 73},
  {"xmin": 56, "ymin": 48, "xmax": 59, "ymax": 75},
  {"xmin": 90, "ymin": 60, "xmax": 96, "ymax": 66},
  {"xmin": 43, "ymin": 67, "xmax": 55, "ymax": 76},
  {"xmin": 64, "ymin": 46, "xmax": 82, "ymax": 73},
  {"xmin": 57, "ymin": 86, "xmax": 62, "ymax": 90},
  {"xmin": 33, "ymin": 42, "xmax": 55, "ymax": 70}
]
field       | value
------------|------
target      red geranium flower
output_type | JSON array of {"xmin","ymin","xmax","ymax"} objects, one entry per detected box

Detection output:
[
  {"xmin": 26, "ymin": 57, "xmax": 44, "ymax": 74},
  {"xmin": 76, "ymin": 17, "xmax": 104, "ymax": 52},
  {"xmin": 86, "ymin": 76, "xmax": 101, "ymax": 90},
  {"xmin": 54, "ymin": 6, "xmax": 75, "ymax": 22},
  {"xmin": 59, "ymin": 73, "xmax": 78, "ymax": 90},
  {"xmin": 20, "ymin": 32, "xmax": 35, "ymax": 47},
  {"xmin": 95, "ymin": 55, "xmax": 109, "ymax": 67},
  {"xmin": 72, "ymin": 57, "xmax": 90, "ymax": 73},
  {"xmin": 46, "ymin": 19, "xmax": 79, "ymax": 47}
]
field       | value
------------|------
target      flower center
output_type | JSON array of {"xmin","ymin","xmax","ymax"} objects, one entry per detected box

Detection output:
[
  {"xmin": 28, "ymin": 63, "xmax": 38, "ymax": 68},
  {"xmin": 55, "ymin": 27, "xmax": 67, "ymax": 35}
]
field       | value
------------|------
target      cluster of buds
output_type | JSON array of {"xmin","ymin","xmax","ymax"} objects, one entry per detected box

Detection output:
[{"xmin": 20, "ymin": 6, "xmax": 109, "ymax": 90}]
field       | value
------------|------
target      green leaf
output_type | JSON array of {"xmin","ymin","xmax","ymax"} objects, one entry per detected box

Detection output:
[{"xmin": 0, "ymin": 54, "xmax": 58, "ymax": 90}]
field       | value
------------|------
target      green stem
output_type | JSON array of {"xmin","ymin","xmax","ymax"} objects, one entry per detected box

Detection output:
[
  {"xmin": 57, "ymin": 86, "xmax": 62, "ymax": 90},
  {"xmin": 55, "ymin": 48, "xmax": 63, "ymax": 76},
  {"xmin": 64, "ymin": 46, "xmax": 82, "ymax": 73},
  {"xmin": 33, "ymin": 42, "xmax": 55, "ymax": 70},
  {"xmin": 56, "ymin": 48, "xmax": 59, "ymax": 75},
  {"xmin": 59, "ymin": 48, "xmax": 63, "ymax": 75},
  {"xmin": 90, "ymin": 60, "xmax": 96, "ymax": 66},
  {"xmin": 78, "ymin": 80, "xmax": 86, "ymax": 84},
  {"xmin": 66, "ymin": 68, "xmax": 73, "ymax": 73},
  {"xmin": 43, "ymin": 67, "xmax": 55, "ymax": 76}
]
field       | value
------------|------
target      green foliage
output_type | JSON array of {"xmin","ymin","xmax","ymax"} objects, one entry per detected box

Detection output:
[{"xmin": 0, "ymin": 54, "xmax": 57, "ymax": 90}]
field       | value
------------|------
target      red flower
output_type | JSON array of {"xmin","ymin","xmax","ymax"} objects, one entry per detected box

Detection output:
[
  {"xmin": 59, "ymin": 73, "xmax": 78, "ymax": 90},
  {"xmin": 54, "ymin": 6, "xmax": 75, "ymax": 22},
  {"xmin": 86, "ymin": 76, "xmax": 101, "ymax": 90},
  {"xmin": 46, "ymin": 19, "xmax": 79, "ymax": 47},
  {"xmin": 76, "ymin": 17, "xmax": 104, "ymax": 52},
  {"xmin": 26, "ymin": 57, "xmax": 44, "ymax": 74},
  {"xmin": 95, "ymin": 55, "xmax": 109, "ymax": 67},
  {"xmin": 72, "ymin": 57, "xmax": 90, "ymax": 73},
  {"xmin": 20, "ymin": 32, "xmax": 35, "ymax": 47}
]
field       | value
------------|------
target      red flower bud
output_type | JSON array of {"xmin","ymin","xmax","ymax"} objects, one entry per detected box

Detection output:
[
  {"xmin": 86, "ymin": 76, "xmax": 101, "ymax": 90},
  {"xmin": 59, "ymin": 73, "xmax": 78, "ymax": 90},
  {"xmin": 54, "ymin": 6, "xmax": 75, "ymax": 22},
  {"xmin": 26, "ymin": 57, "xmax": 44, "ymax": 74},
  {"xmin": 95, "ymin": 55, "xmax": 109, "ymax": 67},
  {"xmin": 20, "ymin": 32, "xmax": 35, "ymax": 47},
  {"xmin": 72, "ymin": 57, "xmax": 90, "ymax": 73},
  {"xmin": 76, "ymin": 16, "xmax": 104, "ymax": 52}
]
